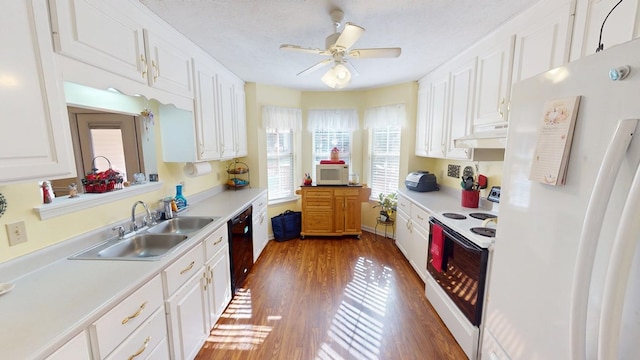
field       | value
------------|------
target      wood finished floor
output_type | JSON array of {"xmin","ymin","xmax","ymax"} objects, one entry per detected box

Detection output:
[{"xmin": 196, "ymin": 231, "xmax": 466, "ymax": 360}]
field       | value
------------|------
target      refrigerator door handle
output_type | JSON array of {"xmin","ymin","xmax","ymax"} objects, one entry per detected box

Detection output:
[
  {"xmin": 569, "ymin": 119, "xmax": 638, "ymax": 360},
  {"xmin": 598, "ymin": 156, "xmax": 640, "ymax": 360}
]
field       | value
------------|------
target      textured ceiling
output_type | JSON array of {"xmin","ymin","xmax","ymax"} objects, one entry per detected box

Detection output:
[{"xmin": 139, "ymin": 0, "xmax": 539, "ymax": 91}]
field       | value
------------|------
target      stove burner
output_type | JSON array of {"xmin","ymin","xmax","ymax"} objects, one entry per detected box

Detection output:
[
  {"xmin": 442, "ymin": 212, "xmax": 467, "ymax": 220},
  {"xmin": 469, "ymin": 213, "xmax": 498, "ymax": 221},
  {"xmin": 471, "ymin": 227, "xmax": 496, "ymax": 237}
]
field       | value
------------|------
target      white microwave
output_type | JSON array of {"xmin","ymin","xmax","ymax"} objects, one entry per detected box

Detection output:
[{"xmin": 316, "ymin": 164, "xmax": 349, "ymax": 185}]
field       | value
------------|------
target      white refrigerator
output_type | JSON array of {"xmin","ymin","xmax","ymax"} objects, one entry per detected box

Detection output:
[{"xmin": 482, "ymin": 38, "xmax": 640, "ymax": 360}]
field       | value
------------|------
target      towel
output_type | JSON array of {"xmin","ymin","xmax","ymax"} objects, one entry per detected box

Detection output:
[
  {"xmin": 319, "ymin": 159, "xmax": 345, "ymax": 164},
  {"xmin": 430, "ymin": 223, "xmax": 444, "ymax": 272}
]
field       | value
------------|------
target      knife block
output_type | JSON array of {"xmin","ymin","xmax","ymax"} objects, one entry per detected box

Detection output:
[{"xmin": 461, "ymin": 190, "xmax": 479, "ymax": 208}]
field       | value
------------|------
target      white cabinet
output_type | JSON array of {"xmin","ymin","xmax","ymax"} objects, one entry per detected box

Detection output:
[
  {"xmin": 203, "ymin": 224, "xmax": 232, "ymax": 329},
  {"xmin": 395, "ymin": 194, "xmax": 430, "ymax": 282},
  {"xmin": 472, "ymin": 34, "xmax": 515, "ymax": 129},
  {"xmin": 571, "ymin": 0, "xmax": 640, "ymax": 60},
  {"xmin": 193, "ymin": 55, "xmax": 223, "ymax": 161},
  {"xmin": 45, "ymin": 331, "xmax": 91, "ymax": 360},
  {"xmin": 445, "ymin": 57, "xmax": 476, "ymax": 160},
  {"xmin": 89, "ymin": 275, "xmax": 164, "ymax": 358},
  {"xmin": 164, "ymin": 243, "xmax": 208, "ymax": 360},
  {"xmin": 414, "ymin": 82, "xmax": 430, "ymax": 157},
  {"xmin": 166, "ymin": 271, "xmax": 209, "ymax": 360},
  {"xmin": 218, "ymin": 73, "xmax": 248, "ymax": 160},
  {"xmin": 426, "ymin": 70, "xmax": 449, "ymax": 158},
  {"xmin": 204, "ymin": 243, "xmax": 232, "ymax": 329},
  {"xmin": 0, "ymin": 0, "xmax": 76, "ymax": 184},
  {"xmin": 252, "ymin": 193, "xmax": 269, "ymax": 262},
  {"xmin": 50, "ymin": 0, "xmax": 193, "ymax": 99}
]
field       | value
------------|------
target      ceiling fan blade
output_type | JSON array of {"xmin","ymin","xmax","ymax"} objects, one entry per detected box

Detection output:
[
  {"xmin": 334, "ymin": 23, "xmax": 364, "ymax": 50},
  {"xmin": 348, "ymin": 48, "xmax": 402, "ymax": 58},
  {"xmin": 297, "ymin": 58, "xmax": 333, "ymax": 76},
  {"xmin": 280, "ymin": 44, "xmax": 331, "ymax": 55}
]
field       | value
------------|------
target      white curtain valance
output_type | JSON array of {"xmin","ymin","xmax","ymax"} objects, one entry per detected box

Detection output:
[
  {"xmin": 262, "ymin": 106, "xmax": 302, "ymax": 131},
  {"xmin": 364, "ymin": 103, "xmax": 407, "ymax": 129},
  {"xmin": 307, "ymin": 108, "xmax": 359, "ymax": 132}
]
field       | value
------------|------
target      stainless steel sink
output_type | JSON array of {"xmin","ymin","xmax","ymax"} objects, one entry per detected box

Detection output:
[
  {"xmin": 97, "ymin": 234, "xmax": 189, "ymax": 259},
  {"xmin": 146, "ymin": 216, "xmax": 217, "ymax": 235}
]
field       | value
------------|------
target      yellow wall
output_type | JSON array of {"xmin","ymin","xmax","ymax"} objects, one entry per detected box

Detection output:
[{"xmin": 0, "ymin": 99, "xmax": 227, "ymax": 263}]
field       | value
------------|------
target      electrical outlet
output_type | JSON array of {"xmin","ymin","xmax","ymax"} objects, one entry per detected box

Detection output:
[{"xmin": 6, "ymin": 221, "xmax": 27, "ymax": 246}]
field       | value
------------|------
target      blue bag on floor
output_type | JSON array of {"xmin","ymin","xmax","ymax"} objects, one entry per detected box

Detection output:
[{"xmin": 271, "ymin": 210, "xmax": 301, "ymax": 242}]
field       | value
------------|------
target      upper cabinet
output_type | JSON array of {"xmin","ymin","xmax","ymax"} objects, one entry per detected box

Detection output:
[
  {"xmin": 571, "ymin": 0, "xmax": 640, "ymax": 60},
  {"xmin": 218, "ymin": 71, "xmax": 247, "ymax": 160},
  {"xmin": 50, "ymin": 0, "xmax": 193, "ymax": 99},
  {"xmin": 416, "ymin": 0, "xmax": 575, "ymax": 159},
  {"xmin": 0, "ymin": 0, "xmax": 76, "ymax": 184}
]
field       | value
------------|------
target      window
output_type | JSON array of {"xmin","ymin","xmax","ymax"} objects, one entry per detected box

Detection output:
[
  {"xmin": 370, "ymin": 127, "xmax": 401, "ymax": 197},
  {"xmin": 263, "ymin": 106, "xmax": 302, "ymax": 203},
  {"xmin": 365, "ymin": 104, "xmax": 405, "ymax": 198},
  {"xmin": 266, "ymin": 129, "xmax": 295, "ymax": 201},
  {"xmin": 312, "ymin": 129, "xmax": 351, "ymax": 165}
]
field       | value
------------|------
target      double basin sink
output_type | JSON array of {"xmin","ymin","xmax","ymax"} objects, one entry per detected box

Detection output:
[{"xmin": 69, "ymin": 216, "xmax": 219, "ymax": 261}]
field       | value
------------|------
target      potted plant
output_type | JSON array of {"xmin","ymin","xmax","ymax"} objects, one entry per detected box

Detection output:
[{"xmin": 374, "ymin": 192, "xmax": 397, "ymax": 222}]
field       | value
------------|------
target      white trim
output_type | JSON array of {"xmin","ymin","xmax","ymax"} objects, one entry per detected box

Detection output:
[{"xmin": 34, "ymin": 182, "xmax": 164, "ymax": 220}]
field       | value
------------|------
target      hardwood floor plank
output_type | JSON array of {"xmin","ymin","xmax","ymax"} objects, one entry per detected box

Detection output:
[{"xmin": 196, "ymin": 232, "xmax": 466, "ymax": 360}]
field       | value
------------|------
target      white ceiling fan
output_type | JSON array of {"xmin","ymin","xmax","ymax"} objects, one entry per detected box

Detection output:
[{"xmin": 280, "ymin": 8, "xmax": 401, "ymax": 88}]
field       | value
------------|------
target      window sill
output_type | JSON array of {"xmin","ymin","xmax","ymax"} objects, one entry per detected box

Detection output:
[
  {"xmin": 34, "ymin": 182, "xmax": 164, "ymax": 220},
  {"xmin": 268, "ymin": 196, "xmax": 299, "ymax": 206}
]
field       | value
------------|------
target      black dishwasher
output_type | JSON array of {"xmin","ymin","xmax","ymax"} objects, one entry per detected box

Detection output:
[{"xmin": 228, "ymin": 205, "xmax": 253, "ymax": 294}]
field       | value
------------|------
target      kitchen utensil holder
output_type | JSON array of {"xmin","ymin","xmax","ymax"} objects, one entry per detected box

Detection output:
[{"xmin": 461, "ymin": 190, "xmax": 479, "ymax": 208}]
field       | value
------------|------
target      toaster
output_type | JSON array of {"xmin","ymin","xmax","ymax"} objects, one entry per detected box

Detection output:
[{"xmin": 405, "ymin": 171, "xmax": 439, "ymax": 192}]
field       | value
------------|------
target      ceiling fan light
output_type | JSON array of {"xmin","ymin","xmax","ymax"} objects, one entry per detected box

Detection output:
[{"xmin": 321, "ymin": 64, "xmax": 351, "ymax": 88}]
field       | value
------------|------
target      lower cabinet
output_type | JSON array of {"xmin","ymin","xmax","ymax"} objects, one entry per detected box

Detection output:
[
  {"xmin": 205, "ymin": 243, "xmax": 232, "ymax": 329},
  {"xmin": 299, "ymin": 186, "xmax": 372, "ymax": 238},
  {"xmin": 45, "ymin": 331, "xmax": 91, "ymax": 360},
  {"xmin": 89, "ymin": 275, "xmax": 165, "ymax": 358},
  {"xmin": 252, "ymin": 193, "xmax": 268, "ymax": 262},
  {"xmin": 395, "ymin": 194, "xmax": 430, "ymax": 282},
  {"xmin": 166, "ymin": 271, "xmax": 209, "ymax": 360}
]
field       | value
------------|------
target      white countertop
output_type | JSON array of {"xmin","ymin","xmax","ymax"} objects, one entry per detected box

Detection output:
[{"xmin": 0, "ymin": 187, "xmax": 266, "ymax": 359}]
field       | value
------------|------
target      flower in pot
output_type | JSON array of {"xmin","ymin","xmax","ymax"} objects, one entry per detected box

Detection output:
[{"xmin": 374, "ymin": 192, "xmax": 397, "ymax": 222}]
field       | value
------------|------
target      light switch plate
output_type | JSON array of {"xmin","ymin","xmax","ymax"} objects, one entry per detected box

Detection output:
[{"xmin": 6, "ymin": 221, "xmax": 27, "ymax": 246}]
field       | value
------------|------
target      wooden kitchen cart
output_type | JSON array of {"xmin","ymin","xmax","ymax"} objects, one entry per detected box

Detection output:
[{"xmin": 297, "ymin": 185, "xmax": 372, "ymax": 239}]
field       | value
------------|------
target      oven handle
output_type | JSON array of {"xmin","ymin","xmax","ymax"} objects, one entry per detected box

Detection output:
[{"xmin": 430, "ymin": 219, "xmax": 482, "ymax": 253}]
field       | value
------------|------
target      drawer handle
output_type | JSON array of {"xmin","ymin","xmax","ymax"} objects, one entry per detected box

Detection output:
[
  {"xmin": 128, "ymin": 336, "xmax": 151, "ymax": 360},
  {"xmin": 180, "ymin": 261, "xmax": 196, "ymax": 275},
  {"xmin": 122, "ymin": 301, "xmax": 147, "ymax": 325},
  {"xmin": 213, "ymin": 236, "xmax": 223, "ymax": 246},
  {"xmin": 417, "ymin": 214, "xmax": 424, "ymax": 221}
]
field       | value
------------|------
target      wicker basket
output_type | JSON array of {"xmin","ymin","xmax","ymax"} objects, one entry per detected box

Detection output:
[{"xmin": 82, "ymin": 156, "xmax": 124, "ymax": 193}]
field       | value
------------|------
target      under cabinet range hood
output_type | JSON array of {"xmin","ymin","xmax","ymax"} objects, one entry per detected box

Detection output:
[{"xmin": 454, "ymin": 125, "xmax": 508, "ymax": 149}]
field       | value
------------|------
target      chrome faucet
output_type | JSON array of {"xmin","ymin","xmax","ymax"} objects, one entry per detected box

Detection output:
[{"xmin": 131, "ymin": 200, "xmax": 153, "ymax": 232}]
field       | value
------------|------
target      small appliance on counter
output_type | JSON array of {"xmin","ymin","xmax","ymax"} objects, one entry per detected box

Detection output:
[{"xmin": 405, "ymin": 171, "xmax": 438, "ymax": 192}]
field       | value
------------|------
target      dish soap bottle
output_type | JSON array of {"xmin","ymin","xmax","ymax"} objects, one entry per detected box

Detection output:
[{"xmin": 174, "ymin": 183, "xmax": 187, "ymax": 211}]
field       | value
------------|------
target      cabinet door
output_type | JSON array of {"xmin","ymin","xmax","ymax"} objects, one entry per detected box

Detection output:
[
  {"xmin": 205, "ymin": 244, "xmax": 232, "ymax": 328},
  {"xmin": 49, "ymin": 0, "xmax": 146, "ymax": 84},
  {"xmin": 512, "ymin": 2, "xmax": 572, "ymax": 85},
  {"xmin": 427, "ymin": 73, "xmax": 448, "ymax": 158},
  {"xmin": 1, "ymin": 0, "xmax": 76, "ymax": 184},
  {"xmin": 415, "ymin": 82, "xmax": 430, "ymax": 157},
  {"xmin": 45, "ymin": 331, "xmax": 90, "ymax": 360},
  {"xmin": 218, "ymin": 74, "xmax": 236, "ymax": 159},
  {"xmin": 252, "ymin": 207, "xmax": 268, "ymax": 261},
  {"xmin": 473, "ymin": 35, "xmax": 515, "ymax": 129},
  {"xmin": 193, "ymin": 57, "xmax": 222, "ymax": 160},
  {"xmin": 343, "ymin": 195, "xmax": 361, "ymax": 233},
  {"xmin": 446, "ymin": 58, "xmax": 476, "ymax": 160},
  {"xmin": 144, "ymin": 29, "xmax": 194, "ymax": 98},
  {"xmin": 411, "ymin": 221, "xmax": 429, "ymax": 282},
  {"xmin": 395, "ymin": 210, "xmax": 411, "ymax": 257},
  {"xmin": 166, "ymin": 273, "xmax": 209, "ymax": 360},
  {"xmin": 232, "ymin": 83, "xmax": 248, "ymax": 157}
]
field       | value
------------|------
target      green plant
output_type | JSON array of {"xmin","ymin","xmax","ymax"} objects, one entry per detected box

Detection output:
[{"xmin": 374, "ymin": 192, "xmax": 398, "ymax": 220}]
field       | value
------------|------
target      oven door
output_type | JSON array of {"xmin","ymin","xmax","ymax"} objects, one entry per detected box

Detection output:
[{"xmin": 427, "ymin": 217, "xmax": 489, "ymax": 326}]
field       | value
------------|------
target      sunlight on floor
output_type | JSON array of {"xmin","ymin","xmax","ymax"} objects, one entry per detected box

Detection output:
[
  {"xmin": 205, "ymin": 288, "xmax": 274, "ymax": 351},
  {"xmin": 316, "ymin": 257, "xmax": 393, "ymax": 360},
  {"xmin": 221, "ymin": 288, "xmax": 253, "ymax": 319}
]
